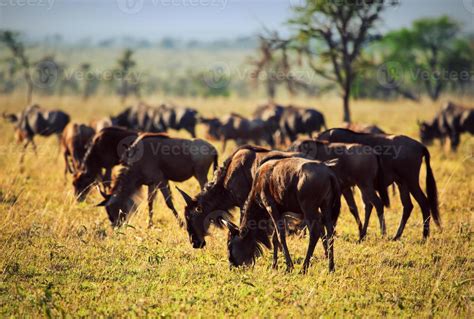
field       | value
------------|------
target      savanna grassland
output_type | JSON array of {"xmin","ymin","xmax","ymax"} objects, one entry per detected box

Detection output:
[{"xmin": 0, "ymin": 94, "xmax": 473, "ymax": 317}]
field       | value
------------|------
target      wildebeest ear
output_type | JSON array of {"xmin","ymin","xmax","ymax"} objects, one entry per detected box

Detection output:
[
  {"xmin": 220, "ymin": 219, "xmax": 240, "ymax": 237},
  {"xmin": 176, "ymin": 186, "xmax": 193, "ymax": 206}
]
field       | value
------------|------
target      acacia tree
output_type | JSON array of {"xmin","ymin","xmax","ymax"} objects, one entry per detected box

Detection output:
[
  {"xmin": 380, "ymin": 16, "xmax": 467, "ymax": 101},
  {"xmin": 249, "ymin": 33, "xmax": 313, "ymax": 101},
  {"xmin": 289, "ymin": 0, "xmax": 393, "ymax": 122},
  {"xmin": 0, "ymin": 31, "xmax": 34, "ymax": 103},
  {"xmin": 116, "ymin": 49, "xmax": 137, "ymax": 103}
]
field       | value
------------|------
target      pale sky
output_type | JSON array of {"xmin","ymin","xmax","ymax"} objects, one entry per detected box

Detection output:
[{"xmin": 0, "ymin": 0, "xmax": 473, "ymax": 42}]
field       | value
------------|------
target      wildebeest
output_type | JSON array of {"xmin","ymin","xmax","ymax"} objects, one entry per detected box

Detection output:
[
  {"xmin": 419, "ymin": 102, "xmax": 474, "ymax": 151},
  {"xmin": 341, "ymin": 122, "xmax": 386, "ymax": 134},
  {"xmin": 61, "ymin": 123, "xmax": 95, "ymax": 179},
  {"xmin": 279, "ymin": 105, "xmax": 327, "ymax": 143},
  {"xmin": 201, "ymin": 113, "xmax": 274, "ymax": 151},
  {"xmin": 97, "ymin": 133, "xmax": 218, "ymax": 228},
  {"xmin": 152, "ymin": 104, "xmax": 198, "ymax": 138},
  {"xmin": 3, "ymin": 104, "xmax": 70, "ymax": 162},
  {"xmin": 177, "ymin": 145, "xmax": 301, "ymax": 249},
  {"xmin": 112, "ymin": 102, "xmax": 198, "ymax": 137},
  {"xmin": 224, "ymin": 157, "xmax": 341, "ymax": 273},
  {"xmin": 252, "ymin": 103, "xmax": 285, "ymax": 135},
  {"xmin": 289, "ymin": 139, "xmax": 389, "ymax": 240},
  {"xmin": 72, "ymin": 127, "xmax": 139, "ymax": 201},
  {"xmin": 317, "ymin": 128, "xmax": 441, "ymax": 240}
]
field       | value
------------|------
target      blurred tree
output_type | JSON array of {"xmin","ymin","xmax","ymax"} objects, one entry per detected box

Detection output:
[
  {"xmin": 79, "ymin": 63, "xmax": 100, "ymax": 100},
  {"xmin": 249, "ymin": 33, "xmax": 313, "ymax": 101},
  {"xmin": 379, "ymin": 16, "xmax": 470, "ymax": 101},
  {"xmin": 115, "ymin": 49, "xmax": 138, "ymax": 103},
  {"xmin": 289, "ymin": 0, "xmax": 393, "ymax": 122},
  {"xmin": 0, "ymin": 31, "xmax": 34, "ymax": 103}
]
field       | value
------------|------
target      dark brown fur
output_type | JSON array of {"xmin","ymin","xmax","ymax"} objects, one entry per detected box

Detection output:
[
  {"xmin": 61, "ymin": 123, "xmax": 95, "ymax": 178},
  {"xmin": 178, "ymin": 145, "xmax": 302, "ymax": 249},
  {"xmin": 317, "ymin": 128, "xmax": 440, "ymax": 240},
  {"xmin": 226, "ymin": 157, "xmax": 341, "ymax": 273},
  {"xmin": 97, "ymin": 133, "xmax": 218, "ymax": 228},
  {"xmin": 72, "ymin": 126, "xmax": 139, "ymax": 201},
  {"xmin": 289, "ymin": 139, "xmax": 389, "ymax": 240}
]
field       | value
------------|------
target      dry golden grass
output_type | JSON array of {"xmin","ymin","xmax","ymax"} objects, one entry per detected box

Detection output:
[{"xmin": 0, "ymin": 94, "xmax": 472, "ymax": 317}]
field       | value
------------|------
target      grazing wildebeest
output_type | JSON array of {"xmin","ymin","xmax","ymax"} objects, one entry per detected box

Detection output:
[
  {"xmin": 3, "ymin": 104, "xmax": 70, "ymax": 162},
  {"xmin": 201, "ymin": 113, "xmax": 274, "ymax": 151},
  {"xmin": 289, "ymin": 139, "xmax": 389, "ymax": 240},
  {"xmin": 72, "ymin": 127, "xmax": 139, "ymax": 201},
  {"xmin": 279, "ymin": 105, "xmax": 327, "ymax": 143},
  {"xmin": 177, "ymin": 145, "xmax": 302, "ymax": 249},
  {"xmin": 61, "ymin": 123, "xmax": 95, "ymax": 179},
  {"xmin": 317, "ymin": 128, "xmax": 441, "ymax": 240},
  {"xmin": 419, "ymin": 102, "xmax": 474, "ymax": 151},
  {"xmin": 112, "ymin": 102, "xmax": 199, "ymax": 137},
  {"xmin": 341, "ymin": 122, "xmax": 386, "ymax": 134},
  {"xmin": 223, "ymin": 157, "xmax": 341, "ymax": 273},
  {"xmin": 152, "ymin": 104, "xmax": 198, "ymax": 138},
  {"xmin": 97, "ymin": 133, "xmax": 218, "ymax": 228}
]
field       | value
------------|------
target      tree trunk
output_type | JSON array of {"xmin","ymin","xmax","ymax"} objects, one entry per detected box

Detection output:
[
  {"xmin": 24, "ymin": 71, "xmax": 33, "ymax": 104},
  {"xmin": 342, "ymin": 92, "xmax": 351, "ymax": 123}
]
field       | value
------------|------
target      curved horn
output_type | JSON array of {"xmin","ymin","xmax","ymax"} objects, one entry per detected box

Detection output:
[
  {"xmin": 175, "ymin": 186, "xmax": 194, "ymax": 206},
  {"xmin": 220, "ymin": 218, "xmax": 240, "ymax": 237},
  {"xmin": 96, "ymin": 184, "xmax": 108, "ymax": 199}
]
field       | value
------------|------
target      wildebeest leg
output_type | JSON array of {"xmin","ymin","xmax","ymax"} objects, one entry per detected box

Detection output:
[
  {"xmin": 194, "ymin": 169, "xmax": 208, "ymax": 190},
  {"xmin": 393, "ymin": 183, "xmax": 413, "ymax": 240},
  {"xmin": 301, "ymin": 205, "xmax": 323, "ymax": 274},
  {"xmin": 266, "ymin": 202, "xmax": 293, "ymax": 272},
  {"xmin": 20, "ymin": 139, "xmax": 31, "ymax": 165},
  {"xmin": 187, "ymin": 127, "xmax": 196, "ymax": 138},
  {"xmin": 221, "ymin": 138, "xmax": 227, "ymax": 152},
  {"xmin": 322, "ymin": 205, "xmax": 336, "ymax": 272},
  {"xmin": 342, "ymin": 188, "xmax": 363, "ymax": 238},
  {"xmin": 30, "ymin": 139, "xmax": 38, "ymax": 156},
  {"xmin": 360, "ymin": 191, "xmax": 373, "ymax": 240},
  {"xmin": 147, "ymin": 184, "xmax": 159, "ymax": 228},
  {"xmin": 361, "ymin": 186, "xmax": 386, "ymax": 238},
  {"xmin": 272, "ymin": 232, "xmax": 279, "ymax": 269},
  {"xmin": 408, "ymin": 182, "xmax": 431, "ymax": 239},
  {"xmin": 159, "ymin": 182, "xmax": 184, "ymax": 227},
  {"xmin": 63, "ymin": 151, "xmax": 72, "ymax": 183}
]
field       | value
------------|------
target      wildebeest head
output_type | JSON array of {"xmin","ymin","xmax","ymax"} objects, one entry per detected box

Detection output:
[
  {"xmin": 97, "ymin": 190, "xmax": 136, "ymax": 228},
  {"xmin": 177, "ymin": 187, "xmax": 208, "ymax": 248},
  {"xmin": 200, "ymin": 117, "xmax": 221, "ymax": 140},
  {"xmin": 72, "ymin": 170, "xmax": 96, "ymax": 201},
  {"xmin": 177, "ymin": 186, "xmax": 231, "ymax": 249},
  {"xmin": 224, "ymin": 220, "xmax": 261, "ymax": 267},
  {"xmin": 2, "ymin": 112, "xmax": 19, "ymax": 124},
  {"xmin": 418, "ymin": 121, "xmax": 438, "ymax": 145}
]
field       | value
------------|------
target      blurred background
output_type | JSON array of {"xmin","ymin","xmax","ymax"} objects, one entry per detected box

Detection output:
[{"xmin": 0, "ymin": 0, "xmax": 472, "ymax": 113}]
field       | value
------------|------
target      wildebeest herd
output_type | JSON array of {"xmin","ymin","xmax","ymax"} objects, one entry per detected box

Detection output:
[{"xmin": 3, "ymin": 101, "xmax": 473, "ymax": 272}]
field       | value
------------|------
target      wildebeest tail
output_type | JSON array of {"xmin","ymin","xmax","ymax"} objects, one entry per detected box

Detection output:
[
  {"xmin": 423, "ymin": 147, "xmax": 441, "ymax": 227},
  {"xmin": 329, "ymin": 174, "xmax": 341, "ymax": 225},
  {"xmin": 375, "ymin": 155, "xmax": 390, "ymax": 207}
]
